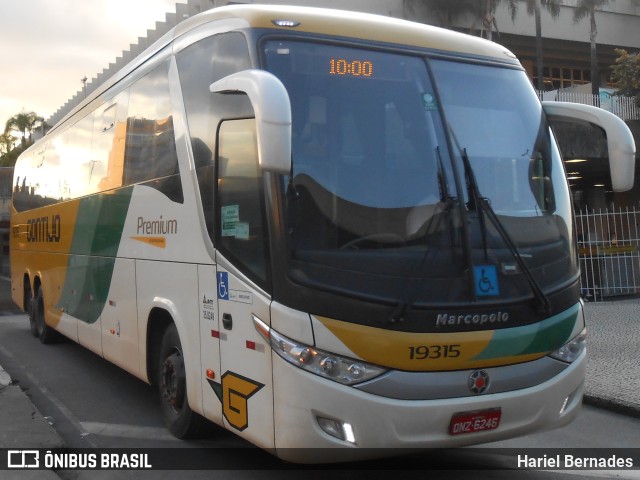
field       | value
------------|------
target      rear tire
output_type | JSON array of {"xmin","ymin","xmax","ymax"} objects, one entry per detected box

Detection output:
[
  {"xmin": 158, "ymin": 323, "xmax": 209, "ymax": 438},
  {"xmin": 28, "ymin": 293, "xmax": 38, "ymax": 338},
  {"xmin": 33, "ymin": 288, "xmax": 58, "ymax": 344}
]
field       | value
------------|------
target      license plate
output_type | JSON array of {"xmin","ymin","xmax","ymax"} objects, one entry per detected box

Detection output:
[{"xmin": 449, "ymin": 408, "xmax": 501, "ymax": 435}]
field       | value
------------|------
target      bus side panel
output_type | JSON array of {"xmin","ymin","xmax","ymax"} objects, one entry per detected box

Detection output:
[
  {"xmin": 9, "ymin": 248, "xmax": 76, "ymax": 341},
  {"xmin": 10, "ymin": 200, "xmax": 82, "ymax": 322},
  {"xmin": 136, "ymin": 260, "xmax": 203, "ymax": 414},
  {"xmin": 216, "ymin": 265, "xmax": 274, "ymax": 451},
  {"xmin": 102, "ymin": 258, "xmax": 139, "ymax": 376},
  {"xmin": 198, "ymin": 264, "xmax": 223, "ymax": 427}
]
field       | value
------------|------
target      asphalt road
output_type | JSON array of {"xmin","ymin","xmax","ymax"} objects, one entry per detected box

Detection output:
[{"xmin": 1, "ymin": 313, "xmax": 640, "ymax": 479}]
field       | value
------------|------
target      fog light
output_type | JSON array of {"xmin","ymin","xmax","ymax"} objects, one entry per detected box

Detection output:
[
  {"xmin": 559, "ymin": 387, "xmax": 581, "ymax": 416},
  {"xmin": 559, "ymin": 396, "xmax": 570, "ymax": 416},
  {"xmin": 317, "ymin": 416, "xmax": 356, "ymax": 444}
]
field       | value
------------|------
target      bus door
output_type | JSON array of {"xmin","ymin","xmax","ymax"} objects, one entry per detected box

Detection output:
[{"xmin": 213, "ymin": 118, "xmax": 275, "ymax": 449}]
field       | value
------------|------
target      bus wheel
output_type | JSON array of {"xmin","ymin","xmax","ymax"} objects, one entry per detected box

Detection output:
[
  {"xmin": 28, "ymin": 293, "xmax": 38, "ymax": 338},
  {"xmin": 158, "ymin": 324, "xmax": 208, "ymax": 438},
  {"xmin": 34, "ymin": 288, "xmax": 56, "ymax": 344}
]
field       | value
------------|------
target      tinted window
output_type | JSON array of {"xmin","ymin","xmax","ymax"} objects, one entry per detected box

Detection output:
[
  {"xmin": 13, "ymin": 60, "xmax": 183, "ymax": 211},
  {"xmin": 176, "ymin": 32, "xmax": 252, "ymax": 238},
  {"xmin": 93, "ymin": 92, "xmax": 129, "ymax": 192},
  {"xmin": 216, "ymin": 119, "xmax": 270, "ymax": 287},
  {"xmin": 125, "ymin": 61, "xmax": 182, "ymax": 202}
]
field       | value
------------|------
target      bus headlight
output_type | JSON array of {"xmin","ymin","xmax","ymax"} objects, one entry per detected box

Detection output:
[
  {"xmin": 549, "ymin": 328, "xmax": 586, "ymax": 364},
  {"xmin": 253, "ymin": 315, "xmax": 387, "ymax": 385}
]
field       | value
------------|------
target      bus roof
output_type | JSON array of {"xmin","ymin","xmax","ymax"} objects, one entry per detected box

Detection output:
[
  {"xmin": 177, "ymin": 4, "xmax": 519, "ymax": 62},
  {"xmin": 44, "ymin": 4, "xmax": 519, "ymax": 139}
]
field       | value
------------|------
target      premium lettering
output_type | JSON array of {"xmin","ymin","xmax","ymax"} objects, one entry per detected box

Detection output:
[
  {"xmin": 435, "ymin": 311, "xmax": 509, "ymax": 327},
  {"xmin": 137, "ymin": 216, "xmax": 178, "ymax": 235},
  {"xmin": 27, "ymin": 215, "xmax": 61, "ymax": 243}
]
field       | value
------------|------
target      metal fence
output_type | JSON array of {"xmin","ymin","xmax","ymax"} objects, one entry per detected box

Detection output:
[
  {"xmin": 575, "ymin": 206, "xmax": 640, "ymax": 301},
  {"xmin": 538, "ymin": 91, "xmax": 640, "ymax": 121}
]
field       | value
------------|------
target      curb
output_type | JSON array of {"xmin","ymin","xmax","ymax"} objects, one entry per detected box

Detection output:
[{"xmin": 583, "ymin": 394, "xmax": 640, "ymax": 420}]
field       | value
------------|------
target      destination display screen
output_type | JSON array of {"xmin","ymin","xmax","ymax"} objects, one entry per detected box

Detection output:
[
  {"xmin": 329, "ymin": 58, "xmax": 373, "ymax": 77},
  {"xmin": 264, "ymin": 41, "xmax": 413, "ymax": 82}
]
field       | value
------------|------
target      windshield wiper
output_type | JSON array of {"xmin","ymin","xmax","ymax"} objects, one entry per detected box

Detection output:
[
  {"xmin": 461, "ymin": 147, "xmax": 489, "ymax": 263},
  {"xmin": 459, "ymin": 148, "xmax": 552, "ymax": 315},
  {"xmin": 388, "ymin": 147, "xmax": 455, "ymax": 323}
]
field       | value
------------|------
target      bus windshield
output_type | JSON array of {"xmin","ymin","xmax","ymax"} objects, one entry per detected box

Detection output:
[{"xmin": 264, "ymin": 40, "xmax": 577, "ymax": 308}]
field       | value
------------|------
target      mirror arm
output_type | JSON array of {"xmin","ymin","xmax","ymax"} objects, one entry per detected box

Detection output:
[{"xmin": 210, "ymin": 69, "xmax": 292, "ymax": 174}]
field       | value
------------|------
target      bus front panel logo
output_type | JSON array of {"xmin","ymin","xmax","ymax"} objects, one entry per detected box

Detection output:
[
  {"xmin": 208, "ymin": 371, "xmax": 264, "ymax": 432},
  {"xmin": 468, "ymin": 370, "xmax": 490, "ymax": 395}
]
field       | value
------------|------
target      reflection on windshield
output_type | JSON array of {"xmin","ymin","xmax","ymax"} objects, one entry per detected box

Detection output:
[
  {"xmin": 265, "ymin": 40, "xmax": 577, "ymax": 307},
  {"xmin": 265, "ymin": 40, "xmax": 452, "ymax": 248},
  {"xmin": 430, "ymin": 60, "xmax": 563, "ymax": 217}
]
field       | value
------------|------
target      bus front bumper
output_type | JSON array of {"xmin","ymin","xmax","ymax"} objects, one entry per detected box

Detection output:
[{"xmin": 271, "ymin": 351, "xmax": 585, "ymax": 463}]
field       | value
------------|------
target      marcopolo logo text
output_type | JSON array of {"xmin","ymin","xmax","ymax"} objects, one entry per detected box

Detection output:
[{"xmin": 436, "ymin": 311, "xmax": 509, "ymax": 327}]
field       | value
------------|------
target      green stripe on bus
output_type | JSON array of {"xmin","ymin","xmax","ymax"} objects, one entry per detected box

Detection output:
[
  {"xmin": 472, "ymin": 303, "xmax": 579, "ymax": 360},
  {"xmin": 56, "ymin": 187, "xmax": 133, "ymax": 324}
]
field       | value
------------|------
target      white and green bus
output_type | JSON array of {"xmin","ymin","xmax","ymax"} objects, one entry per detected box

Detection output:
[{"xmin": 10, "ymin": 5, "xmax": 635, "ymax": 462}]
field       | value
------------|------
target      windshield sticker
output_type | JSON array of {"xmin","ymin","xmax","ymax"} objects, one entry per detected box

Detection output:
[
  {"xmin": 221, "ymin": 204, "xmax": 240, "ymax": 237},
  {"xmin": 235, "ymin": 222, "xmax": 250, "ymax": 240},
  {"xmin": 474, "ymin": 265, "xmax": 500, "ymax": 296},
  {"xmin": 422, "ymin": 92, "xmax": 437, "ymax": 111}
]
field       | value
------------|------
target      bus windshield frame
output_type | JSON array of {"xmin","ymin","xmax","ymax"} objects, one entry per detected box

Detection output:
[{"xmin": 261, "ymin": 36, "xmax": 578, "ymax": 325}]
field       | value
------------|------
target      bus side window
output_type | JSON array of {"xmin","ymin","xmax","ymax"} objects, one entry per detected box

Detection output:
[
  {"xmin": 215, "ymin": 119, "xmax": 270, "ymax": 289},
  {"xmin": 96, "ymin": 98, "xmax": 128, "ymax": 193},
  {"xmin": 124, "ymin": 61, "xmax": 183, "ymax": 203},
  {"xmin": 176, "ymin": 31, "xmax": 252, "ymax": 239}
]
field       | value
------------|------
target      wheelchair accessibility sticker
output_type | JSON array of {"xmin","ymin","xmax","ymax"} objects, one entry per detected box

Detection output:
[
  {"xmin": 474, "ymin": 265, "xmax": 499, "ymax": 296},
  {"xmin": 218, "ymin": 272, "xmax": 229, "ymax": 300},
  {"xmin": 217, "ymin": 271, "xmax": 253, "ymax": 304}
]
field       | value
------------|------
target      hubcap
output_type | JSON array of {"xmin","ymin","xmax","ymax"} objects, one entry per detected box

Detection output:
[{"xmin": 161, "ymin": 352, "xmax": 186, "ymax": 413}]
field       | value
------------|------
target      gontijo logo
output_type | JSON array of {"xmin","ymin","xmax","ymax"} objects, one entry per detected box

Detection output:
[{"xmin": 26, "ymin": 215, "xmax": 61, "ymax": 243}]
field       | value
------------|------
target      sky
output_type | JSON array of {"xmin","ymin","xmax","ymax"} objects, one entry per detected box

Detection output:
[{"xmin": 0, "ymin": 0, "xmax": 182, "ymax": 134}]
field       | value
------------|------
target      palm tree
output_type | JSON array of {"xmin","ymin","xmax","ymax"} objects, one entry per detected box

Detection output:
[
  {"xmin": 478, "ymin": 0, "xmax": 518, "ymax": 41},
  {"xmin": 4, "ymin": 112, "xmax": 44, "ymax": 149},
  {"xmin": 525, "ymin": 0, "xmax": 561, "ymax": 91},
  {"xmin": 573, "ymin": 0, "xmax": 610, "ymax": 96},
  {"xmin": 403, "ymin": 0, "xmax": 517, "ymax": 41}
]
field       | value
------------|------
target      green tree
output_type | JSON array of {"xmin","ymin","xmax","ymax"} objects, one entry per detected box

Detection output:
[
  {"xmin": 610, "ymin": 48, "xmax": 640, "ymax": 98},
  {"xmin": 525, "ymin": 0, "xmax": 561, "ymax": 91},
  {"xmin": 4, "ymin": 111, "xmax": 44, "ymax": 149},
  {"xmin": 0, "ymin": 131, "xmax": 14, "ymax": 158},
  {"xmin": 573, "ymin": 0, "xmax": 610, "ymax": 96}
]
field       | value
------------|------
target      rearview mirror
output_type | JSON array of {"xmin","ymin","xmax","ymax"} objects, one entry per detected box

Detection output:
[
  {"xmin": 211, "ymin": 70, "xmax": 292, "ymax": 174},
  {"xmin": 542, "ymin": 101, "xmax": 636, "ymax": 192}
]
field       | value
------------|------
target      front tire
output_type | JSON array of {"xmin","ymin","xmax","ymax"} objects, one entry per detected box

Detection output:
[{"xmin": 158, "ymin": 323, "xmax": 208, "ymax": 438}]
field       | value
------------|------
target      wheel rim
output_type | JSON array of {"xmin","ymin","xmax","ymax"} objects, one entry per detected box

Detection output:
[{"xmin": 161, "ymin": 351, "xmax": 186, "ymax": 414}]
